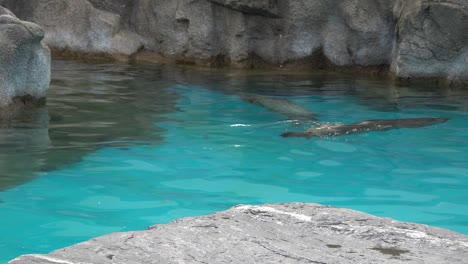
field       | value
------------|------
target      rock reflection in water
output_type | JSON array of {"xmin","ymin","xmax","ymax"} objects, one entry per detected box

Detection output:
[
  {"xmin": 210, "ymin": 71, "xmax": 468, "ymax": 113},
  {"xmin": 0, "ymin": 106, "xmax": 50, "ymax": 190},
  {"xmin": 2, "ymin": 60, "xmax": 468, "ymax": 191},
  {"xmin": 0, "ymin": 60, "xmax": 181, "ymax": 190},
  {"xmin": 44, "ymin": 61, "xmax": 182, "ymax": 171}
]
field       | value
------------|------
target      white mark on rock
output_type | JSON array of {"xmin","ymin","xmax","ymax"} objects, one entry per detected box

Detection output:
[
  {"xmin": 235, "ymin": 205, "xmax": 312, "ymax": 222},
  {"xmin": 405, "ymin": 230, "xmax": 428, "ymax": 239},
  {"xmin": 9, "ymin": 254, "xmax": 89, "ymax": 264}
]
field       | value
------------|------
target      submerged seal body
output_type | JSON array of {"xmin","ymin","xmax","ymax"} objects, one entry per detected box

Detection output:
[
  {"xmin": 281, "ymin": 117, "xmax": 449, "ymax": 139},
  {"xmin": 240, "ymin": 93, "xmax": 317, "ymax": 120}
]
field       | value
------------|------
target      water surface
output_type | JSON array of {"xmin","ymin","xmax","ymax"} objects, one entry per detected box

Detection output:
[{"xmin": 1, "ymin": 60, "xmax": 467, "ymax": 263}]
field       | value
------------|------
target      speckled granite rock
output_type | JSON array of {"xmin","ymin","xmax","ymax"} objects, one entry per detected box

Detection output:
[
  {"xmin": 0, "ymin": 6, "xmax": 50, "ymax": 108},
  {"xmin": 9, "ymin": 203, "xmax": 468, "ymax": 264}
]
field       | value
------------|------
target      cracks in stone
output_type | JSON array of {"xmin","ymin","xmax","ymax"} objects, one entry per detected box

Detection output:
[
  {"xmin": 425, "ymin": 1, "xmax": 468, "ymax": 13},
  {"xmin": 426, "ymin": 15, "xmax": 462, "ymax": 52},
  {"xmin": 123, "ymin": 233, "xmax": 135, "ymax": 243},
  {"xmin": 187, "ymin": 253, "xmax": 210, "ymax": 264},
  {"xmin": 206, "ymin": 0, "xmax": 280, "ymax": 18},
  {"xmin": 396, "ymin": 2, "xmax": 466, "ymax": 72},
  {"xmin": 370, "ymin": 247, "xmax": 410, "ymax": 259},
  {"xmin": 404, "ymin": 18, "xmax": 456, "ymax": 62},
  {"xmin": 173, "ymin": 0, "xmax": 190, "ymax": 57},
  {"xmin": 355, "ymin": 218, "xmax": 371, "ymax": 222},
  {"xmin": 191, "ymin": 223, "xmax": 219, "ymax": 228},
  {"xmin": 252, "ymin": 239, "xmax": 327, "ymax": 264}
]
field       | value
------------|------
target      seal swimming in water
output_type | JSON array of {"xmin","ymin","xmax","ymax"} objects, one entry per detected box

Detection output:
[
  {"xmin": 239, "ymin": 93, "xmax": 317, "ymax": 120},
  {"xmin": 281, "ymin": 117, "xmax": 449, "ymax": 139}
]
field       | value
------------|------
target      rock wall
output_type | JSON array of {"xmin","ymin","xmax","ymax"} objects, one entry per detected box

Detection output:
[
  {"xmin": 1, "ymin": 0, "xmax": 467, "ymax": 84},
  {"xmin": 8, "ymin": 203, "xmax": 468, "ymax": 264},
  {"xmin": 0, "ymin": 6, "xmax": 50, "ymax": 108},
  {"xmin": 392, "ymin": 0, "xmax": 468, "ymax": 83},
  {"xmin": 0, "ymin": 0, "xmax": 141, "ymax": 59}
]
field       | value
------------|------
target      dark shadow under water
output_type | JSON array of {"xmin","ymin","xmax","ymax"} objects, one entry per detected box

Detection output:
[
  {"xmin": 1, "ymin": 60, "xmax": 468, "ymax": 190},
  {"xmin": 0, "ymin": 60, "xmax": 182, "ymax": 190}
]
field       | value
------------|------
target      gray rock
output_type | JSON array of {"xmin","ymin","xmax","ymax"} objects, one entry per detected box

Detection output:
[
  {"xmin": 392, "ymin": 0, "xmax": 468, "ymax": 84},
  {"xmin": 2, "ymin": 0, "xmax": 142, "ymax": 58},
  {"xmin": 87, "ymin": 0, "xmax": 133, "ymax": 17},
  {"xmin": 0, "ymin": 0, "xmax": 397, "ymax": 68},
  {"xmin": 0, "ymin": 6, "xmax": 50, "ymax": 108},
  {"xmin": 1, "ymin": 0, "xmax": 467, "ymax": 83},
  {"xmin": 8, "ymin": 203, "xmax": 468, "ymax": 264},
  {"xmin": 207, "ymin": 0, "xmax": 280, "ymax": 18}
]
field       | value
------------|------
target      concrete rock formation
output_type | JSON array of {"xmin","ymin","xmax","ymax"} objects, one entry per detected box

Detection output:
[
  {"xmin": 392, "ymin": 0, "xmax": 468, "ymax": 84},
  {"xmin": 8, "ymin": 203, "xmax": 468, "ymax": 264},
  {"xmin": 0, "ymin": 0, "xmax": 142, "ymax": 59},
  {"xmin": 1, "ymin": 0, "xmax": 467, "ymax": 84},
  {"xmin": 0, "ymin": 6, "xmax": 50, "ymax": 108}
]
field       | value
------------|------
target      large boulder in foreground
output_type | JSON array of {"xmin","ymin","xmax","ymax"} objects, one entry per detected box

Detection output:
[
  {"xmin": 9, "ymin": 203, "xmax": 468, "ymax": 264},
  {"xmin": 0, "ymin": 6, "xmax": 50, "ymax": 109}
]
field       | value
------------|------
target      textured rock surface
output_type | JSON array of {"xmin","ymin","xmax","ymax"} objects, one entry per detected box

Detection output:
[
  {"xmin": 392, "ymin": 0, "xmax": 468, "ymax": 83},
  {"xmin": 9, "ymin": 203, "xmax": 468, "ymax": 264},
  {"xmin": 1, "ymin": 0, "xmax": 467, "ymax": 83},
  {"xmin": 0, "ymin": 6, "xmax": 50, "ymax": 108},
  {"xmin": 207, "ymin": 0, "xmax": 280, "ymax": 18},
  {"xmin": 1, "ymin": 0, "xmax": 142, "ymax": 58}
]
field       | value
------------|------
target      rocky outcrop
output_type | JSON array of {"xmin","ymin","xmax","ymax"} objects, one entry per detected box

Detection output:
[
  {"xmin": 392, "ymin": 0, "xmax": 468, "ymax": 84},
  {"xmin": 0, "ymin": 0, "xmax": 141, "ymax": 60},
  {"xmin": 1, "ymin": 0, "xmax": 467, "ymax": 84},
  {"xmin": 8, "ymin": 203, "xmax": 468, "ymax": 264},
  {"xmin": 0, "ymin": 6, "xmax": 50, "ymax": 109}
]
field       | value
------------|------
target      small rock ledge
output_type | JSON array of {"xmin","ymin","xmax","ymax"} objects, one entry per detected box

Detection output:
[{"xmin": 9, "ymin": 203, "xmax": 468, "ymax": 264}]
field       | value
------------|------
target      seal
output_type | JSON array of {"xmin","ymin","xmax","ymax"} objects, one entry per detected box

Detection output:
[
  {"xmin": 239, "ymin": 93, "xmax": 317, "ymax": 120},
  {"xmin": 281, "ymin": 117, "xmax": 449, "ymax": 139}
]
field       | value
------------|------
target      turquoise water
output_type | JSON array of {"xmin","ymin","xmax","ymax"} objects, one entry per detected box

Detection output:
[{"xmin": 1, "ymin": 60, "xmax": 468, "ymax": 263}]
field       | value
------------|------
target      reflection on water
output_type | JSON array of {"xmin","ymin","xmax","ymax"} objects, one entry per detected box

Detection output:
[
  {"xmin": 1, "ymin": 60, "xmax": 468, "ymax": 191},
  {"xmin": 0, "ymin": 107, "xmax": 50, "ymax": 189},
  {"xmin": 1, "ymin": 60, "xmax": 468, "ymax": 263},
  {"xmin": 44, "ymin": 62, "xmax": 181, "ymax": 171},
  {"xmin": 0, "ymin": 61, "xmax": 181, "ymax": 190}
]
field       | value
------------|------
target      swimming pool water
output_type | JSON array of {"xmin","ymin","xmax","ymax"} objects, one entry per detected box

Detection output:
[{"xmin": 1, "ymin": 60, "xmax": 468, "ymax": 262}]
